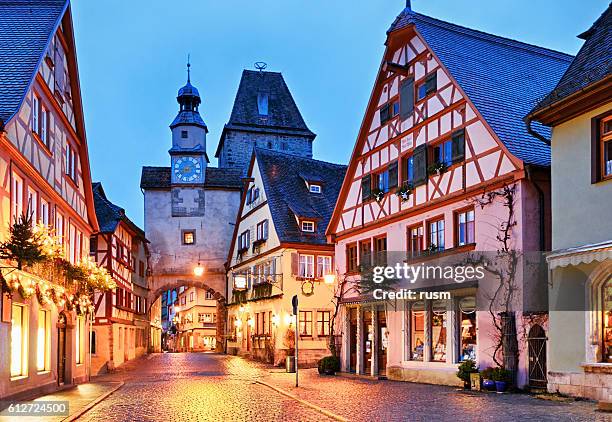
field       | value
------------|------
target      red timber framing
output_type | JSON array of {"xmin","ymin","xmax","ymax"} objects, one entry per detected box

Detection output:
[{"xmin": 327, "ymin": 23, "xmax": 524, "ymax": 240}]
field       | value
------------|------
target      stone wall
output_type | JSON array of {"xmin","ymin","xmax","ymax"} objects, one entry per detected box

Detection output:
[
  {"xmin": 218, "ymin": 130, "xmax": 313, "ymax": 173},
  {"xmin": 548, "ymin": 368, "xmax": 612, "ymax": 402}
]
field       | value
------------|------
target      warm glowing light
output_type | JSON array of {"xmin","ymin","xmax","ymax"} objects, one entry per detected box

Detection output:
[
  {"xmin": 234, "ymin": 319, "xmax": 242, "ymax": 327},
  {"xmin": 284, "ymin": 313, "xmax": 294, "ymax": 326},
  {"xmin": 324, "ymin": 274, "xmax": 336, "ymax": 284},
  {"xmin": 247, "ymin": 318, "xmax": 255, "ymax": 328},
  {"xmin": 272, "ymin": 314, "xmax": 280, "ymax": 326},
  {"xmin": 193, "ymin": 263, "xmax": 205, "ymax": 277},
  {"xmin": 174, "ymin": 306, "xmax": 180, "ymax": 313},
  {"xmin": 234, "ymin": 275, "xmax": 247, "ymax": 290},
  {"xmin": 239, "ymin": 306, "xmax": 245, "ymax": 313}
]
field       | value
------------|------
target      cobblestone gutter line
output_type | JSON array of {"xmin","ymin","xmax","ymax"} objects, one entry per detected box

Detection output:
[
  {"xmin": 62, "ymin": 382, "xmax": 124, "ymax": 422},
  {"xmin": 255, "ymin": 380, "xmax": 348, "ymax": 422}
]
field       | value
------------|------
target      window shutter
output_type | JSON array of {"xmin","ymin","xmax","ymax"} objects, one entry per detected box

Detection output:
[
  {"xmin": 412, "ymin": 144, "xmax": 428, "ymax": 186},
  {"xmin": 380, "ymin": 104, "xmax": 391, "ymax": 125},
  {"xmin": 388, "ymin": 161, "xmax": 398, "ymax": 189},
  {"xmin": 361, "ymin": 174, "xmax": 371, "ymax": 202},
  {"xmin": 291, "ymin": 253, "xmax": 299, "ymax": 276},
  {"xmin": 400, "ymin": 78, "xmax": 414, "ymax": 120},
  {"xmin": 451, "ymin": 129, "xmax": 465, "ymax": 162}
]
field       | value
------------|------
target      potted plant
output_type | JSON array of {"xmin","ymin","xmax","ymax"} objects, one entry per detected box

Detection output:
[
  {"xmin": 480, "ymin": 367, "xmax": 496, "ymax": 391},
  {"xmin": 490, "ymin": 367, "xmax": 511, "ymax": 393},
  {"xmin": 427, "ymin": 161, "xmax": 447, "ymax": 176},
  {"xmin": 284, "ymin": 327, "xmax": 296, "ymax": 373},
  {"xmin": 395, "ymin": 183, "xmax": 413, "ymax": 202},
  {"xmin": 456, "ymin": 359, "xmax": 478, "ymax": 390},
  {"xmin": 317, "ymin": 356, "xmax": 340, "ymax": 376}
]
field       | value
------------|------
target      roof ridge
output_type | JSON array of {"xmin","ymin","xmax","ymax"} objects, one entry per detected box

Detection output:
[
  {"xmin": 254, "ymin": 147, "xmax": 347, "ymax": 168},
  {"xmin": 401, "ymin": 9, "xmax": 573, "ymax": 61}
]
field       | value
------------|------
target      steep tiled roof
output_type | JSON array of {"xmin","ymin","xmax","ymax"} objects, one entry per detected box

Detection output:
[
  {"xmin": 531, "ymin": 4, "xmax": 612, "ymax": 114},
  {"xmin": 92, "ymin": 182, "xmax": 145, "ymax": 238},
  {"xmin": 140, "ymin": 166, "xmax": 242, "ymax": 189},
  {"xmin": 255, "ymin": 148, "xmax": 346, "ymax": 245},
  {"xmin": 0, "ymin": 0, "xmax": 67, "ymax": 126},
  {"xmin": 388, "ymin": 8, "xmax": 573, "ymax": 166},
  {"xmin": 215, "ymin": 70, "xmax": 315, "ymax": 157}
]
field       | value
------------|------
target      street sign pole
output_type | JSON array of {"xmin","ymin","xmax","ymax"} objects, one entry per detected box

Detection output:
[{"xmin": 292, "ymin": 295, "xmax": 299, "ymax": 387}]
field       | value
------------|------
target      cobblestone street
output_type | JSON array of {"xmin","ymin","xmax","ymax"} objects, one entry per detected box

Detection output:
[{"xmin": 73, "ymin": 353, "xmax": 607, "ymax": 422}]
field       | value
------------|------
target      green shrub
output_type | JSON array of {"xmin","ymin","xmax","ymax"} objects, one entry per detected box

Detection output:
[
  {"xmin": 456, "ymin": 359, "xmax": 478, "ymax": 382},
  {"xmin": 317, "ymin": 356, "xmax": 340, "ymax": 374},
  {"xmin": 480, "ymin": 367, "xmax": 494, "ymax": 380},
  {"xmin": 490, "ymin": 367, "xmax": 512, "ymax": 382}
]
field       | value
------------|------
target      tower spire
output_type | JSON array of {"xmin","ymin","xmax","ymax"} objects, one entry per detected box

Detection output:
[
  {"xmin": 406, "ymin": 0, "xmax": 411, "ymax": 10},
  {"xmin": 187, "ymin": 54, "xmax": 191, "ymax": 83}
]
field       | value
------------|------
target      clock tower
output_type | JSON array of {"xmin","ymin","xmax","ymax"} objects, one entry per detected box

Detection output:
[{"xmin": 169, "ymin": 63, "xmax": 208, "ymax": 185}]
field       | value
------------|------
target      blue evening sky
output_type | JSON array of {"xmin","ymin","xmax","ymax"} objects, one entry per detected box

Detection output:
[{"xmin": 71, "ymin": 0, "xmax": 607, "ymax": 227}]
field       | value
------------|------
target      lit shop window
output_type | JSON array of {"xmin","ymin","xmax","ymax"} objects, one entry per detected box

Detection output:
[
  {"xmin": 76, "ymin": 316, "xmax": 85, "ymax": 364},
  {"xmin": 11, "ymin": 304, "xmax": 28, "ymax": 377},
  {"xmin": 432, "ymin": 300, "xmax": 447, "ymax": 362},
  {"xmin": 459, "ymin": 297, "xmax": 477, "ymax": 362},
  {"xmin": 410, "ymin": 301, "xmax": 425, "ymax": 361},
  {"xmin": 37, "ymin": 309, "xmax": 51, "ymax": 372}
]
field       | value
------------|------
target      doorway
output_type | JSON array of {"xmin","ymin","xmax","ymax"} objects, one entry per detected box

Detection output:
[
  {"xmin": 363, "ymin": 310, "xmax": 372, "ymax": 375},
  {"xmin": 349, "ymin": 308, "xmax": 357, "ymax": 373},
  {"xmin": 528, "ymin": 324, "xmax": 547, "ymax": 388},
  {"xmin": 57, "ymin": 313, "xmax": 67, "ymax": 385},
  {"xmin": 377, "ymin": 309, "xmax": 387, "ymax": 376}
]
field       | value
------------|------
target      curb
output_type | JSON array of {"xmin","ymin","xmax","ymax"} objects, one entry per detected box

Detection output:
[
  {"xmin": 255, "ymin": 380, "xmax": 348, "ymax": 422},
  {"xmin": 62, "ymin": 381, "xmax": 124, "ymax": 422}
]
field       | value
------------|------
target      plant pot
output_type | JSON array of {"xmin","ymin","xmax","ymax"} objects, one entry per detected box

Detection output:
[
  {"xmin": 463, "ymin": 379, "xmax": 471, "ymax": 390},
  {"xmin": 324, "ymin": 368, "xmax": 336, "ymax": 375},
  {"xmin": 286, "ymin": 356, "xmax": 296, "ymax": 373},
  {"xmin": 495, "ymin": 381, "xmax": 507, "ymax": 393},
  {"xmin": 482, "ymin": 379, "xmax": 496, "ymax": 391}
]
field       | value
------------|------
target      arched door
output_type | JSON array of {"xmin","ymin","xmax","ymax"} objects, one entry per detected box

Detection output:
[{"xmin": 528, "ymin": 324, "xmax": 547, "ymax": 387}]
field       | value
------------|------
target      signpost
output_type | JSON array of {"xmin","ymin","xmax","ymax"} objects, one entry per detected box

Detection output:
[{"xmin": 292, "ymin": 295, "xmax": 298, "ymax": 387}]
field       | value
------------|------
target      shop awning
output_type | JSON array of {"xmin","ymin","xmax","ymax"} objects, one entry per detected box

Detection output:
[{"xmin": 547, "ymin": 240, "xmax": 612, "ymax": 269}]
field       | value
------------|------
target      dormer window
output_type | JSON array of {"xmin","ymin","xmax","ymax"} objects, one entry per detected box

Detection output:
[
  {"xmin": 181, "ymin": 130, "xmax": 188, "ymax": 139},
  {"xmin": 309, "ymin": 184, "xmax": 321, "ymax": 194},
  {"xmin": 246, "ymin": 186, "xmax": 260, "ymax": 205},
  {"xmin": 301, "ymin": 220, "xmax": 315, "ymax": 232},
  {"xmin": 257, "ymin": 92, "xmax": 269, "ymax": 116}
]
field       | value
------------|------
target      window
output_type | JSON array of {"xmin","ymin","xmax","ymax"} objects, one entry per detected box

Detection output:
[
  {"xmin": 91, "ymin": 331, "xmax": 97, "ymax": 355},
  {"xmin": 594, "ymin": 113, "xmax": 612, "ymax": 181},
  {"xmin": 76, "ymin": 316, "xmax": 85, "ymax": 364},
  {"xmin": 246, "ymin": 186, "xmax": 260, "ymax": 205},
  {"xmin": 433, "ymin": 139, "xmax": 453, "ymax": 168},
  {"xmin": 27, "ymin": 187, "xmax": 38, "ymax": 223},
  {"xmin": 459, "ymin": 296, "xmax": 477, "ymax": 361},
  {"xmin": 359, "ymin": 240, "xmax": 372, "ymax": 267},
  {"xmin": 12, "ymin": 173, "xmax": 23, "ymax": 220},
  {"xmin": 380, "ymin": 103, "xmax": 391, "ymax": 125},
  {"xmin": 601, "ymin": 278, "xmax": 612, "ymax": 362},
  {"xmin": 299, "ymin": 311, "xmax": 313, "ymax": 336},
  {"xmin": 432, "ymin": 300, "xmax": 447, "ymax": 362},
  {"xmin": 139, "ymin": 260, "xmax": 145, "ymax": 277},
  {"xmin": 299, "ymin": 254, "xmax": 314, "ymax": 278},
  {"xmin": 181, "ymin": 296, "xmax": 186, "ymax": 305},
  {"xmin": 65, "ymin": 144, "xmax": 77, "ymax": 181},
  {"xmin": 317, "ymin": 311, "xmax": 331, "ymax": 337},
  {"xmin": 409, "ymin": 301, "xmax": 425, "ymax": 361},
  {"xmin": 40, "ymin": 198, "xmax": 49, "ymax": 226},
  {"xmin": 37, "ymin": 309, "xmax": 50, "ymax": 372},
  {"xmin": 317, "ymin": 256, "xmax": 332, "ymax": 278},
  {"xmin": 403, "ymin": 155, "xmax": 414, "ymax": 186},
  {"xmin": 189, "ymin": 292, "xmax": 194, "ymax": 302},
  {"xmin": 361, "ymin": 174, "xmax": 372, "ymax": 202},
  {"xmin": 41, "ymin": 108, "xmax": 49, "ymax": 147},
  {"xmin": 256, "ymin": 220, "xmax": 268, "ymax": 241},
  {"xmin": 181, "ymin": 130, "xmax": 188, "ymax": 139},
  {"xmin": 400, "ymin": 77, "xmax": 415, "ymax": 119},
  {"xmin": 428, "ymin": 218, "xmax": 445, "ymax": 252},
  {"xmin": 309, "ymin": 184, "xmax": 322, "ymax": 193},
  {"xmin": 456, "ymin": 209, "xmax": 475, "ymax": 246},
  {"xmin": 392, "ymin": 101, "xmax": 400, "ymax": 117},
  {"xmin": 182, "ymin": 230, "xmax": 195, "ymax": 245},
  {"xmin": 32, "ymin": 95, "xmax": 40, "ymax": 135},
  {"xmin": 373, "ymin": 236, "xmax": 387, "ymax": 266},
  {"xmin": 374, "ymin": 170, "xmax": 389, "ymax": 194},
  {"xmin": 257, "ymin": 92, "xmax": 269, "ymax": 115},
  {"xmin": 56, "ymin": 212, "xmax": 64, "ymax": 247},
  {"xmin": 417, "ymin": 72, "xmax": 437, "ymax": 101},
  {"xmin": 407, "ymin": 224, "xmax": 424, "ymax": 257},
  {"xmin": 301, "ymin": 220, "xmax": 315, "ymax": 232},
  {"xmin": 238, "ymin": 230, "xmax": 250, "ymax": 252},
  {"xmin": 346, "ymin": 243, "xmax": 358, "ymax": 273},
  {"xmin": 11, "ymin": 304, "xmax": 28, "ymax": 377},
  {"xmin": 205, "ymin": 291, "xmax": 214, "ymax": 300}
]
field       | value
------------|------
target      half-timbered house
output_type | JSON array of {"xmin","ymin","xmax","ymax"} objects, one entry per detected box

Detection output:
[
  {"xmin": 0, "ymin": 0, "xmax": 98, "ymax": 399},
  {"xmin": 326, "ymin": 4, "xmax": 573, "ymax": 387},
  {"xmin": 226, "ymin": 148, "xmax": 346, "ymax": 366},
  {"xmin": 90, "ymin": 183, "xmax": 150, "ymax": 374}
]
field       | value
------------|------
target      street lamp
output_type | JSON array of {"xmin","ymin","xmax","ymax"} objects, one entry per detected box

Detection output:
[
  {"xmin": 193, "ymin": 262, "xmax": 204, "ymax": 277},
  {"xmin": 324, "ymin": 274, "xmax": 336, "ymax": 285}
]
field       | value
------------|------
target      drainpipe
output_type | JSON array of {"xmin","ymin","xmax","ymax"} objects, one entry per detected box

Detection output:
[
  {"xmin": 525, "ymin": 165, "xmax": 546, "ymax": 251},
  {"xmin": 524, "ymin": 116, "xmax": 550, "ymax": 146}
]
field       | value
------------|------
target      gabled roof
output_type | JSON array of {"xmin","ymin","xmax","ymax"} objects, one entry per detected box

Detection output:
[
  {"xmin": 215, "ymin": 70, "xmax": 316, "ymax": 158},
  {"xmin": 140, "ymin": 166, "xmax": 243, "ymax": 190},
  {"xmin": 255, "ymin": 148, "xmax": 346, "ymax": 245},
  {"xmin": 0, "ymin": 0, "xmax": 68, "ymax": 127},
  {"xmin": 529, "ymin": 3, "xmax": 612, "ymax": 117},
  {"xmin": 92, "ymin": 182, "xmax": 145, "ymax": 239},
  {"xmin": 388, "ymin": 8, "xmax": 573, "ymax": 166}
]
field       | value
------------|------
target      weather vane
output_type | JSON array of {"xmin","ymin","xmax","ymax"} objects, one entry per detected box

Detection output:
[
  {"xmin": 187, "ymin": 53, "xmax": 191, "ymax": 83},
  {"xmin": 254, "ymin": 62, "xmax": 267, "ymax": 72}
]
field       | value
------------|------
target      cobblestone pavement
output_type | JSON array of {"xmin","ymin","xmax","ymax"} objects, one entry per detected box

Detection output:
[{"xmin": 78, "ymin": 353, "xmax": 608, "ymax": 422}]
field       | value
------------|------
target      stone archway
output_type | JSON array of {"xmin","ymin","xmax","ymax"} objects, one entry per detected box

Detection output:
[{"xmin": 147, "ymin": 277, "xmax": 226, "ymax": 353}]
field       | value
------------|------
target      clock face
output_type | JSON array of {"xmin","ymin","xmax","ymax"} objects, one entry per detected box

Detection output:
[{"xmin": 173, "ymin": 156, "xmax": 202, "ymax": 183}]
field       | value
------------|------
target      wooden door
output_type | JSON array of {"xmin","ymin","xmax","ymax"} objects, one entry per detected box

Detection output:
[
  {"xmin": 528, "ymin": 324, "xmax": 547, "ymax": 388},
  {"xmin": 57, "ymin": 313, "xmax": 66, "ymax": 385},
  {"xmin": 363, "ymin": 310, "xmax": 372, "ymax": 375},
  {"xmin": 349, "ymin": 308, "xmax": 357, "ymax": 372}
]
